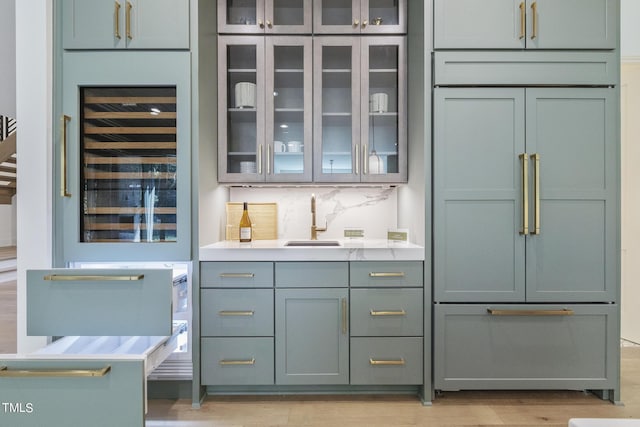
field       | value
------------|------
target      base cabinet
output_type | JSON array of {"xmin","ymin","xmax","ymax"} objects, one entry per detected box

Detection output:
[{"xmin": 434, "ymin": 304, "xmax": 618, "ymax": 391}]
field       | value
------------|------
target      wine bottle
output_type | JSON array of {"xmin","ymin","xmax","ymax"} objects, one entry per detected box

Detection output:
[{"xmin": 239, "ymin": 202, "xmax": 252, "ymax": 242}]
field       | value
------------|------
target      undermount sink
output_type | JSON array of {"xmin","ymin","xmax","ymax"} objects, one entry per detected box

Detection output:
[{"xmin": 284, "ymin": 240, "xmax": 341, "ymax": 247}]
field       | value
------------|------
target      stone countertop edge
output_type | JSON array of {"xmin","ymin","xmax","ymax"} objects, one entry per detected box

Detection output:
[{"xmin": 199, "ymin": 239, "xmax": 425, "ymax": 262}]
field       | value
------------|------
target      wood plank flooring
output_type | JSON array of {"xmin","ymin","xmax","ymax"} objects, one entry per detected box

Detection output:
[{"xmin": 146, "ymin": 347, "xmax": 640, "ymax": 426}]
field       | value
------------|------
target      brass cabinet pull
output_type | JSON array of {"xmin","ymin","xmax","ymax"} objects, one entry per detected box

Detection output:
[
  {"xmin": 0, "ymin": 365, "xmax": 111, "ymax": 377},
  {"xmin": 219, "ymin": 358, "xmax": 255, "ymax": 366},
  {"xmin": 532, "ymin": 153, "xmax": 540, "ymax": 234},
  {"xmin": 487, "ymin": 308, "xmax": 574, "ymax": 316},
  {"xmin": 370, "ymin": 309, "xmax": 406, "ymax": 316},
  {"xmin": 258, "ymin": 144, "xmax": 263, "ymax": 175},
  {"xmin": 369, "ymin": 272, "xmax": 405, "ymax": 278},
  {"xmin": 362, "ymin": 144, "xmax": 368, "ymax": 175},
  {"xmin": 519, "ymin": 153, "xmax": 529, "ymax": 235},
  {"xmin": 531, "ymin": 2, "xmax": 537, "ymax": 40},
  {"xmin": 219, "ymin": 273, "xmax": 255, "ymax": 278},
  {"xmin": 266, "ymin": 20, "xmax": 273, "ymax": 29},
  {"xmin": 258, "ymin": 19, "xmax": 265, "ymax": 29},
  {"xmin": 218, "ymin": 310, "xmax": 255, "ymax": 316},
  {"xmin": 353, "ymin": 18, "xmax": 360, "ymax": 27},
  {"xmin": 114, "ymin": 1, "xmax": 122, "ymax": 39},
  {"xmin": 519, "ymin": 2, "xmax": 525, "ymax": 39},
  {"xmin": 126, "ymin": 1, "xmax": 132, "ymax": 40},
  {"xmin": 361, "ymin": 19, "xmax": 368, "ymax": 28},
  {"xmin": 60, "ymin": 115, "xmax": 72, "ymax": 197},
  {"xmin": 267, "ymin": 144, "xmax": 272, "ymax": 175},
  {"xmin": 369, "ymin": 358, "xmax": 405, "ymax": 366},
  {"xmin": 342, "ymin": 297, "xmax": 348, "ymax": 335},
  {"xmin": 43, "ymin": 274, "xmax": 144, "ymax": 281},
  {"xmin": 354, "ymin": 144, "xmax": 360, "ymax": 175}
]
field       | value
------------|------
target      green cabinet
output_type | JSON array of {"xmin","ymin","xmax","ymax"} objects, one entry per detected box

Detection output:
[
  {"xmin": 62, "ymin": 0, "xmax": 190, "ymax": 50},
  {"xmin": 57, "ymin": 51, "xmax": 192, "ymax": 263},
  {"xmin": 434, "ymin": 0, "xmax": 617, "ymax": 49},
  {"xmin": 433, "ymin": 87, "xmax": 617, "ymax": 303}
]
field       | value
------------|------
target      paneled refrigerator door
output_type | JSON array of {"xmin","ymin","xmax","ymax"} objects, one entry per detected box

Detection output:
[{"xmin": 59, "ymin": 51, "xmax": 191, "ymax": 263}]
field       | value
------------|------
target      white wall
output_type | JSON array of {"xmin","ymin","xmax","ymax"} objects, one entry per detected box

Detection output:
[
  {"xmin": 621, "ymin": 0, "xmax": 640, "ymax": 60},
  {"xmin": 15, "ymin": 1, "xmax": 52, "ymax": 353},
  {"xmin": 0, "ymin": 0, "xmax": 16, "ymax": 119}
]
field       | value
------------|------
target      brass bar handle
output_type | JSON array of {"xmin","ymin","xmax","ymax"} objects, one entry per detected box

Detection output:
[
  {"xmin": 61, "ymin": 115, "xmax": 71, "ymax": 197},
  {"xmin": 531, "ymin": 2, "xmax": 537, "ymax": 40},
  {"xmin": 219, "ymin": 273, "xmax": 255, "ymax": 278},
  {"xmin": 218, "ymin": 310, "xmax": 255, "ymax": 316},
  {"xmin": 487, "ymin": 308, "xmax": 574, "ymax": 316},
  {"xmin": 370, "ymin": 310, "xmax": 406, "ymax": 316},
  {"xmin": 126, "ymin": 1, "xmax": 132, "ymax": 40},
  {"xmin": 342, "ymin": 297, "xmax": 348, "ymax": 335},
  {"xmin": 258, "ymin": 144, "xmax": 263, "ymax": 175},
  {"xmin": 44, "ymin": 274, "xmax": 144, "ymax": 281},
  {"xmin": 362, "ymin": 144, "xmax": 368, "ymax": 175},
  {"xmin": 267, "ymin": 144, "xmax": 272, "ymax": 175},
  {"xmin": 114, "ymin": 1, "xmax": 122, "ymax": 39},
  {"xmin": 369, "ymin": 358, "xmax": 405, "ymax": 366},
  {"xmin": 519, "ymin": 153, "xmax": 529, "ymax": 235},
  {"xmin": 532, "ymin": 153, "xmax": 540, "ymax": 235},
  {"xmin": 219, "ymin": 359, "xmax": 255, "ymax": 366},
  {"xmin": 354, "ymin": 144, "xmax": 360, "ymax": 175},
  {"xmin": 0, "ymin": 365, "xmax": 111, "ymax": 377},
  {"xmin": 369, "ymin": 272, "xmax": 405, "ymax": 278},
  {"xmin": 519, "ymin": 2, "xmax": 525, "ymax": 39}
]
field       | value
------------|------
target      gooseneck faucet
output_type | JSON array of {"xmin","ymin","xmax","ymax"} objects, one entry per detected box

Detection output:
[{"xmin": 310, "ymin": 193, "xmax": 327, "ymax": 240}]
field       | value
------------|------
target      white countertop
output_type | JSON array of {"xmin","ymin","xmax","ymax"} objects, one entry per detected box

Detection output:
[{"xmin": 199, "ymin": 239, "xmax": 425, "ymax": 262}]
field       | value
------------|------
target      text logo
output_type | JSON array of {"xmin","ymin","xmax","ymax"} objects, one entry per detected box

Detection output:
[{"xmin": 2, "ymin": 402, "xmax": 34, "ymax": 414}]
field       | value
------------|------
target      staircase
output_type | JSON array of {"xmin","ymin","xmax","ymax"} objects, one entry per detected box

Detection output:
[{"xmin": 0, "ymin": 115, "xmax": 16, "ymax": 204}]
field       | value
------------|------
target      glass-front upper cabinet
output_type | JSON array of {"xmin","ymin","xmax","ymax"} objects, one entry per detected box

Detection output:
[
  {"xmin": 314, "ymin": 36, "xmax": 406, "ymax": 183},
  {"xmin": 59, "ymin": 52, "xmax": 191, "ymax": 263},
  {"xmin": 218, "ymin": 0, "xmax": 312, "ymax": 34},
  {"xmin": 313, "ymin": 0, "xmax": 406, "ymax": 34},
  {"xmin": 218, "ymin": 35, "xmax": 312, "ymax": 183}
]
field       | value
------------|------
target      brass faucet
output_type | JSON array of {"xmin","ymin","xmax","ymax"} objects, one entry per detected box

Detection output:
[{"xmin": 310, "ymin": 193, "xmax": 327, "ymax": 240}]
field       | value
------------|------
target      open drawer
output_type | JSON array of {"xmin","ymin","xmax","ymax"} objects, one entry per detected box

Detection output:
[{"xmin": 0, "ymin": 269, "xmax": 176, "ymax": 427}]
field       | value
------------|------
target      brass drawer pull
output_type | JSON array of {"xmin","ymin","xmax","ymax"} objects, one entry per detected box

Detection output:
[
  {"xmin": 487, "ymin": 308, "xmax": 574, "ymax": 316},
  {"xmin": 519, "ymin": 2, "xmax": 525, "ymax": 39},
  {"xmin": 219, "ymin": 273, "xmax": 255, "ymax": 278},
  {"xmin": 532, "ymin": 153, "xmax": 541, "ymax": 235},
  {"xmin": 369, "ymin": 358, "xmax": 405, "ymax": 366},
  {"xmin": 370, "ymin": 310, "xmax": 406, "ymax": 316},
  {"xmin": 60, "ymin": 115, "xmax": 72, "ymax": 197},
  {"xmin": 126, "ymin": 1, "xmax": 132, "ymax": 40},
  {"xmin": 219, "ymin": 358, "xmax": 255, "ymax": 366},
  {"xmin": 519, "ymin": 153, "xmax": 529, "ymax": 235},
  {"xmin": 218, "ymin": 310, "xmax": 255, "ymax": 316},
  {"xmin": 531, "ymin": 2, "xmax": 538, "ymax": 40},
  {"xmin": 43, "ymin": 274, "xmax": 144, "ymax": 281},
  {"xmin": 369, "ymin": 272, "xmax": 405, "ymax": 278},
  {"xmin": 114, "ymin": 1, "xmax": 122, "ymax": 39},
  {"xmin": 0, "ymin": 365, "xmax": 111, "ymax": 377},
  {"xmin": 342, "ymin": 297, "xmax": 348, "ymax": 335}
]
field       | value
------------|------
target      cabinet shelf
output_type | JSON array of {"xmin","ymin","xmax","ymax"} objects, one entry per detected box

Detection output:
[
  {"xmin": 228, "ymin": 69, "xmax": 257, "ymax": 73},
  {"xmin": 84, "ymin": 126, "xmax": 177, "ymax": 135},
  {"xmin": 83, "ymin": 222, "xmax": 177, "ymax": 231},
  {"xmin": 84, "ymin": 171, "xmax": 175, "ymax": 180},
  {"xmin": 84, "ymin": 155, "xmax": 177, "ymax": 165},
  {"xmin": 84, "ymin": 96, "xmax": 176, "ymax": 105},
  {"xmin": 86, "ymin": 207, "xmax": 177, "ymax": 215},
  {"xmin": 83, "ymin": 140, "xmax": 176, "ymax": 150}
]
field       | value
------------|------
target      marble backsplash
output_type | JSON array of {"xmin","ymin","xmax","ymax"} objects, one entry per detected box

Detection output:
[{"xmin": 229, "ymin": 187, "xmax": 398, "ymax": 240}]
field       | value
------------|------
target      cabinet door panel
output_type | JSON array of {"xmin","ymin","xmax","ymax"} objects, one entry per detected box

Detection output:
[
  {"xmin": 218, "ymin": 0, "xmax": 266, "ymax": 33},
  {"xmin": 434, "ymin": 88, "xmax": 526, "ymax": 302},
  {"xmin": 527, "ymin": 0, "xmax": 617, "ymax": 49},
  {"xmin": 434, "ymin": 0, "xmax": 524, "ymax": 49},
  {"xmin": 275, "ymin": 289, "xmax": 349, "ymax": 384},
  {"xmin": 267, "ymin": 0, "xmax": 313, "ymax": 34},
  {"xmin": 526, "ymin": 88, "xmax": 617, "ymax": 302},
  {"xmin": 62, "ymin": 0, "xmax": 125, "ymax": 49},
  {"xmin": 313, "ymin": 0, "xmax": 360, "ymax": 34},
  {"xmin": 126, "ymin": 0, "xmax": 190, "ymax": 49}
]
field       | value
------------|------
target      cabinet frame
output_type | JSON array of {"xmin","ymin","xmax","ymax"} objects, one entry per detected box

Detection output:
[
  {"xmin": 313, "ymin": 0, "xmax": 407, "ymax": 34},
  {"xmin": 218, "ymin": 0, "xmax": 313, "ymax": 34}
]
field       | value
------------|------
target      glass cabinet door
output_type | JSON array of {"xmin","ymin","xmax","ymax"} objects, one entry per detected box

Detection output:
[
  {"xmin": 219, "ymin": 0, "xmax": 312, "ymax": 34},
  {"xmin": 314, "ymin": 38, "xmax": 360, "ymax": 183},
  {"xmin": 266, "ymin": 37, "xmax": 312, "ymax": 182},
  {"xmin": 218, "ymin": 36, "xmax": 266, "ymax": 183},
  {"xmin": 81, "ymin": 87, "xmax": 178, "ymax": 243},
  {"xmin": 266, "ymin": 0, "xmax": 312, "ymax": 33},
  {"xmin": 314, "ymin": 0, "xmax": 406, "ymax": 34},
  {"xmin": 360, "ymin": 36, "xmax": 406, "ymax": 182},
  {"xmin": 218, "ymin": 0, "xmax": 266, "ymax": 33}
]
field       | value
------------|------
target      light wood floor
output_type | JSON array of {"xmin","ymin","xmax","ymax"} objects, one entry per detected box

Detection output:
[
  {"xmin": 0, "ymin": 279, "xmax": 16, "ymax": 353},
  {"xmin": 146, "ymin": 347, "xmax": 640, "ymax": 426}
]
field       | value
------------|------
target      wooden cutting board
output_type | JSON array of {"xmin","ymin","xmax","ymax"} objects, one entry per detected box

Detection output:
[{"xmin": 225, "ymin": 202, "xmax": 278, "ymax": 240}]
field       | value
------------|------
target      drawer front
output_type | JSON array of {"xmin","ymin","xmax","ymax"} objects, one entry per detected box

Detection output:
[
  {"xmin": 275, "ymin": 262, "xmax": 348, "ymax": 288},
  {"xmin": 350, "ymin": 288, "xmax": 423, "ymax": 337},
  {"xmin": 0, "ymin": 359, "xmax": 144, "ymax": 426},
  {"xmin": 350, "ymin": 261, "xmax": 423, "ymax": 288},
  {"xmin": 434, "ymin": 304, "xmax": 618, "ymax": 390},
  {"xmin": 201, "ymin": 262, "xmax": 273, "ymax": 288},
  {"xmin": 350, "ymin": 337, "xmax": 423, "ymax": 385},
  {"xmin": 201, "ymin": 289, "xmax": 274, "ymax": 337},
  {"xmin": 27, "ymin": 269, "xmax": 172, "ymax": 337},
  {"xmin": 201, "ymin": 338, "xmax": 274, "ymax": 385}
]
